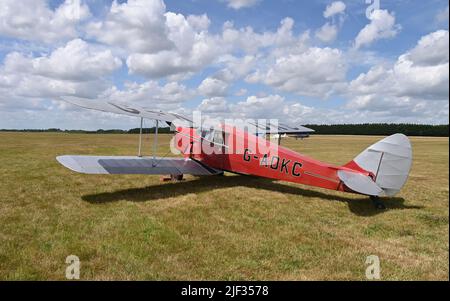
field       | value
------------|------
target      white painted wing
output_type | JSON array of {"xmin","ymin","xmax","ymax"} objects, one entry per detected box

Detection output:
[
  {"xmin": 57, "ymin": 156, "xmax": 221, "ymax": 175},
  {"xmin": 62, "ymin": 96, "xmax": 192, "ymax": 126}
]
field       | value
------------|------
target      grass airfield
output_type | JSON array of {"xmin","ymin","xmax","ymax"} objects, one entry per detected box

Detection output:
[{"xmin": 0, "ymin": 132, "xmax": 448, "ymax": 280}]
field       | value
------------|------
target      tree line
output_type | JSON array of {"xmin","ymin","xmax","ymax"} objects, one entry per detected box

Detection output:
[
  {"xmin": 0, "ymin": 127, "xmax": 173, "ymax": 134},
  {"xmin": 303, "ymin": 123, "xmax": 448, "ymax": 137},
  {"xmin": 1, "ymin": 124, "xmax": 448, "ymax": 136}
]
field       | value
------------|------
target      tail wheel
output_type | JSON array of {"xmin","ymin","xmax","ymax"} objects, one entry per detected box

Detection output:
[{"xmin": 370, "ymin": 196, "xmax": 386, "ymax": 210}]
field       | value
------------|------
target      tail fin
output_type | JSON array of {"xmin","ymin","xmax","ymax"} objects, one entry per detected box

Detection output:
[{"xmin": 341, "ymin": 134, "xmax": 413, "ymax": 197}]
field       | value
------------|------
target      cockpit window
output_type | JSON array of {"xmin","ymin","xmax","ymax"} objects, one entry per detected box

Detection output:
[
  {"xmin": 213, "ymin": 130, "xmax": 224, "ymax": 145},
  {"xmin": 203, "ymin": 129, "xmax": 214, "ymax": 141},
  {"xmin": 197, "ymin": 127, "xmax": 225, "ymax": 146}
]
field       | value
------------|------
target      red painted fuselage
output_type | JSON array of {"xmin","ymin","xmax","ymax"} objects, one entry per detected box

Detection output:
[{"xmin": 175, "ymin": 125, "xmax": 371, "ymax": 194}]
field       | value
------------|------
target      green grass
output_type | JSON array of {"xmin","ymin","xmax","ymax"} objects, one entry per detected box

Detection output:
[{"xmin": 0, "ymin": 132, "xmax": 448, "ymax": 280}]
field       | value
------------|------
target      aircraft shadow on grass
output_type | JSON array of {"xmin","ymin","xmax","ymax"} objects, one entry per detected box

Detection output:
[{"xmin": 82, "ymin": 175, "xmax": 423, "ymax": 217}]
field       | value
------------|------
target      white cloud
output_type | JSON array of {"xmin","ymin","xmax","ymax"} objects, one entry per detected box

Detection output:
[
  {"xmin": 354, "ymin": 10, "xmax": 401, "ymax": 49},
  {"xmin": 126, "ymin": 37, "xmax": 220, "ymax": 78},
  {"xmin": 197, "ymin": 94, "xmax": 368, "ymax": 125},
  {"xmin": 347, "ymin": 30, "xmax": 449, "ymax": 121},
  {"xmin": 232, "ymin": 94, "xmax": 286, "ymax": 119},
  {"xmin": 225, "ymin": 0, "xmax": 260, "ymax": 10},
  {"xmin": 0, "ymin": 0, "xmax": 90, "ymax": 43},
  {"xmin": 407, "ymin": 30, "xmax": 449, "ymax": 66},
  {"xmin": 0, "ymin": 39, "xmax": 122, "ymax": 110},
  {"xmin": 323, "ymin": 1, "xmax": 346, "ymax": 18},
  {"xmin": 100, "ymin": 81, "xmax": 194, "ymax": 107},
  {"xmin": 120, "ymin": 7, "xmax": 223, "ymax": 78},
  {"xmin": 210, "ymin": 55, "xmax": 258, "ymax": 86},
  {"xmin": 316, "ymin": 2, "xmax": 346, "ymax": 44},
  {"xmin": 33, "ymin": 39, "xmax": 121, "ymax": 81},
  {"xmin": 247, "ymin": 47, "xmax": 347, "ymax": 98},
  {"xmin": 315, "ymin": 23, "xmax": 338, "ymax": 43},
  {"xmin": 85, "ymin": 0, "xmax": 230, "ymax": 79},
  {"xmin": 222, "ymin": 17, "xmax": 297, "ymax": 54},
  {"xmin": 86, "ymin": 0, "xmax": 172, "ymax": 53},
  {"xmin": 198, "ymin": 77, "xmax": 229, "ymax": 97},
  {"xmin": 187, "ymin": 14, "xmax": 211, "ymax": 31},
  {"xmin": 127, "ymin": 15, "xmax": 300, "ymax": 79},
  {"xmin": 198, "ymin": 97, "xmax": 230, "ymax": 113}
]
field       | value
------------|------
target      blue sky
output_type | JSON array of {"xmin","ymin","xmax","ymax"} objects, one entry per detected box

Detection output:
[{"xmin": 0, "ymin": 0, "xmax": 448, "ymax": 129}]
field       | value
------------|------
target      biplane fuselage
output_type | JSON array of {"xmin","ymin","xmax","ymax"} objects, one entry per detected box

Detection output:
[{"xmin": 175, "ymin": 125, "xmax": 366, "ymax": 193}]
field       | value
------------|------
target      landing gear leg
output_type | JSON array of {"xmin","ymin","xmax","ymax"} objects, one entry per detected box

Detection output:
[{"xmin": 371, "ymin": 196, "xmax": 386, "ymax": 210}]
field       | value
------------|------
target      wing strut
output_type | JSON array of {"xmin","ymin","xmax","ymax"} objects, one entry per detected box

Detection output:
[
  {"xmin": 152, "ymin": 120, "xmax": 159, "ymax": 167},
  {"xmin": 137, "ymin": 117, "xmax": 159, "ymax": 164},
  {"xmin": 138, "ymin": 117, "xmax": 144, "ymax": 157}
]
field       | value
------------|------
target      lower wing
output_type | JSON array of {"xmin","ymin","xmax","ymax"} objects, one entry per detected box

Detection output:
[{"xmin": 57, "ymin": 156, "xmax": 221, "ymax": 176}]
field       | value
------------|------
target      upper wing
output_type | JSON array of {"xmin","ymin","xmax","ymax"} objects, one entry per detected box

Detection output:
[
  {"xmin": 62, "ymin": 96, "xmax": 313, "ymax": 137},
  {"xmin": 62, "ymin": 96, "xmax": 192, "ymax": 126},
  {"xmin": 243, "ymin": 120, "xmax": 314, "ymax": 136},
  {"xmin": 57, "ymin": 155, "xmax": 221, "ymax": 175}
]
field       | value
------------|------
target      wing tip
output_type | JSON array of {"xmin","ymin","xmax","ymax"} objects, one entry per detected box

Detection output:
[{"xmin": 56, "ymin": 155, "xmax": 85, "ymax": 174}]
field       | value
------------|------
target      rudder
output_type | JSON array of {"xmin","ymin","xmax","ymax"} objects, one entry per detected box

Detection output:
[{"xmin": 342, "ymin": 134, "xmax": 413, "ymax": 197}]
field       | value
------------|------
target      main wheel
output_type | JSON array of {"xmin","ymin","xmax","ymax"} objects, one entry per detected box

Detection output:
[{"xmin": 171, "ymin": 174, "xmax": 184, "ymax": 181}]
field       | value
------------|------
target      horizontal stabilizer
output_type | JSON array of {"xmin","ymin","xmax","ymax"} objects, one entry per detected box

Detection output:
[
  {"xmin": 57, "ymin": 156, "xmax": 221, "ymax": 175},
  {"xmin": 337, "ymin": 170, "xmax": 383, "ymax": 196}
]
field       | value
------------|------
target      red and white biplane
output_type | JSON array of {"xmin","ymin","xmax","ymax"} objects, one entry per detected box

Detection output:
[{"xmin": 57, "ymin": 97, "xmax": 413, "ymax": 209}]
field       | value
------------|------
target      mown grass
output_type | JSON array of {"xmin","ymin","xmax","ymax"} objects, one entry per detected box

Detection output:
[{"xmin": 0, "ymin": 132, "xmax": 448, "ymax": 280}]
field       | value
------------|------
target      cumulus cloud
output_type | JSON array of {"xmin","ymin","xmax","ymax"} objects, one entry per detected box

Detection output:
[
  {"xmin": 86, "ymin": 0, "xmax": 225, "ymax": 79},
  {"xmin": 197, "ymin": 94, "xmax": 369, "ymax": 125},
  {"xmin": 224, "ymin": 0, "xmax": 260, "ymax": 10},
  {"xmin": 323, "ymin": 1, "xmax": 346, "ymax": 18},
  {"xmin": 0, "ymin": 39, "xmax": 122, "ymax": 110},
  {"xmin": 247, "ymin": 47, "xmax": 347, "ymax": 98},
  {"xmin": 198, "ymin": 97, "xmax": 230, "ymax": 113},
  {"xmin": 100, "ymin": 81, "xmax": 194, "ymax": 108},
  {"xmin": 406, "ymin": 30, "xmax": 449, "ymax": 66},
  {"xmin": 316, "ymin": 2, "xmax": 346, "ymax": 43},
  {"xmin": 127, "ymin": 15, "xmax": 301, "ymax": 79},
  {"xmin": 222, "ymin": 17, "xmax": 297, "ymax": 54},
  {"xmin": 32, "ymin": 39, "xmax": 121, "ymax": 81},
  {"xmin": 232, "ymin": 94, "xmax": 286, "ymax": 119},
  {"xmin": 123, "ymin": 9, "xmax": 222, "ymax": 78},
  {"xmin": 347, "ymin": 30, "xmax": 449, "ymax": 121},
  {"xmin": 198, "ymin": 77, "xmax": 229, "ymax": 97},
  {"xmin": 315, "ymin": 23, "xmax": 338, "ymax": 43},
  {"xmin": 0, "ymin": 0, "xmax": 90, "ymax": 43},
  {"xmin": 354, "ymin": 9, "xmax": 401, "ymax": 49},
  {"xmin": 86, "ymin": 0, "xmax": 172, "ymax": 53}
]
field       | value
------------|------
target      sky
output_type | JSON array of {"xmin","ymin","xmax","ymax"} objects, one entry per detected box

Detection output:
[{"xmin": 0, "ymin": 0, "xmax": 448, "ymax": 130}]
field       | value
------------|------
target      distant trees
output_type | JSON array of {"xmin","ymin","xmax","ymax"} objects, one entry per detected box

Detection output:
[
  {"xmin": 1, "ymin": 124, "xmax": 448, "ymax": 137},
  {"xmin": 304, "ymin": 124, "xmax": 449, "ymax": 137},
  {"xmin": 0, "ymin": 127, "xmax": 172, "ymax": 134},
  {"xmin": 127, "ymin": 127, "xmax": 172, "ymax": 134}
]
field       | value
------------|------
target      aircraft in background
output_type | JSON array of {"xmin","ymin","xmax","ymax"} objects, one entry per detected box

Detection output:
[{"xmin": 57, "ymin": 96, "xmax": 413, "ymax": 209}]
